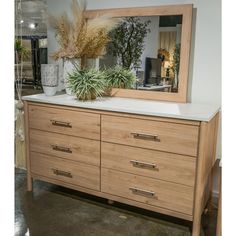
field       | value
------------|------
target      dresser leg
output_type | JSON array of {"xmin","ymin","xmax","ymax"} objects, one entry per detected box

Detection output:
[
  {"xmin": 27, "ymin": 175, "xmax": 33, "ymax": 191},
  {"xmin": 192, "ymin": 216, "xmax": 201, "ymax": 236}
]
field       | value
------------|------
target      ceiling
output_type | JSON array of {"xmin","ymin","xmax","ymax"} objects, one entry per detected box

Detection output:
[{"xmin": 15, "ymin": 0, "xmax": 47, "ymax": 37}]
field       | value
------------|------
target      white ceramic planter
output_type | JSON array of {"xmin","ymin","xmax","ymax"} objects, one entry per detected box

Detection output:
[
  {"xmin": 41, "ymin": 64, "xmax": 59, "ymax": 96},
  {"xmin": 86, "ymin": 58, "xmax": 99, "ymax": 70},
  {"xmin": 63, "ymin": 58, "xmax": 81, "ymax": 95},
  {"xmin": 42, "ymin": 86, "xmax": 58, "ymax": 96}
]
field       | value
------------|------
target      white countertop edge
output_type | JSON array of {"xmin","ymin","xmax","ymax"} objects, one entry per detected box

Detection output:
[{"xmin": 22, "ymin": 94, "xmax": 220, "ymax": 122}]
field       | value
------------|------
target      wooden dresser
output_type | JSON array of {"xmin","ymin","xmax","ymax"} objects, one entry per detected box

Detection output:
[{"xmin": 23, "ymin": 94, "xmax": 220, "ymax": 236}]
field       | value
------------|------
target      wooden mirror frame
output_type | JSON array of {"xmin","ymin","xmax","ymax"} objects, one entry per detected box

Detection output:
[{"xmin": 85, "ymin": 4, "xmax": 193, "ymax": 103}]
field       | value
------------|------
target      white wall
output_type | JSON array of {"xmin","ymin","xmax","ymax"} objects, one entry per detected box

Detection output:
[
  {"xmin": 139, "ymin": 16, "xmax": 159, "ymax": 71},
  {"xmin": 47, "ymin": 0, "xmax": 221, "ymax": 159}
]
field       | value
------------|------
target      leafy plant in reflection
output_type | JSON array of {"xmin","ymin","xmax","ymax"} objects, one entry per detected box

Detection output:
[
  {"xmin": 67, "ymin": 66, "xmax": 106, "ymax": 101},
  {"xmin": 173, "ymin": 43, "xmax": 181, "ymax": 76},
  {"xmin": 15, "ymin": 38, "xmax": 30, "ymax": 63},
  {"xmin": 108, "ymin": 17, "xmax": 151, "ymax": 69},
  {"xmin": 172, "ymin": 43, "xmax": 181, "ymax": 88},
  {"xmin": 104, "ymin": 66, "xmax": 136, "ymax": 90}
]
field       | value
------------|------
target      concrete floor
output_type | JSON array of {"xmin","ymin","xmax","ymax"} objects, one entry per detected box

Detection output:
[{"xmin": 15, "ymin": 168, "xmax": 217, "ymax": 236}]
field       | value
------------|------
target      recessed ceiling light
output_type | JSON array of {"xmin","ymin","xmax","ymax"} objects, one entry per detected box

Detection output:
[{"xmin": 20, "ymin": 20, "xmax": 24, "ymax": 24}]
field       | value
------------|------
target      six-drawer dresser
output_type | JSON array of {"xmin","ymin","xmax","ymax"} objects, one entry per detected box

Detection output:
[{"xmin": 23, "ymin": 94, "xmax": 220, "ymax": 236}]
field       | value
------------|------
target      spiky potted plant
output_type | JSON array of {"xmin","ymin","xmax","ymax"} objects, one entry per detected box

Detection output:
[
  {"xmin": 103, "ymin": 66, "xmax": 136, "ymax": 95},
  {"xmin": 67, "ymin": 66, "xmax": 106, "ymax": 101}
]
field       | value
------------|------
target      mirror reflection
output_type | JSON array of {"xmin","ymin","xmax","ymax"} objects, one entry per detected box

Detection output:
[{"xmin": 100, "ymin": 15, "xmax": 182, "ymax": 93}]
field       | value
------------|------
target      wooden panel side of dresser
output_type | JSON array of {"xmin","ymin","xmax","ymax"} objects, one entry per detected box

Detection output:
[{"xmin": 192, "ymin": 112, "xmax": 220, "ymax": 236}]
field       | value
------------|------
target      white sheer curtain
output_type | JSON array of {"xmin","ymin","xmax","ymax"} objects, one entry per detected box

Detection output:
[
  {"xmin": 159, "ymin": 31, "xmax": 177, "ymax": 78},
  {"xmin": 159, "ymin": 31, "xmax": 176, "ymax": 61}
]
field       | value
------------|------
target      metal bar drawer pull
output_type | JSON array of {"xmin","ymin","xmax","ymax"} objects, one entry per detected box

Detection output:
[
  {"xmin": 131, "ymin": 132, "xmax": 160, "ymax": 142},
  {"xmin": 50, "ymin": 119, "xmax": 72, "ymax": 128},
  {"xmin": 52, "ymin": 169, "xmax": 73, "ymax": 178},
  {"xmin": 130, "ymin": 160, "xmax": 158, "ymax": 170},
  {"xmin": 129, "ymin": 187, "xmax": 156, "ymax": 198},
  {"xmin": 51, "ymin": 145, "xmax": 72, "ymax": 153}
]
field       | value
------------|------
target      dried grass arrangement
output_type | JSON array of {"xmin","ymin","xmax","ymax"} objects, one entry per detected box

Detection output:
[{"xmin": 49, "ymin": 0, "xmax": 119, "ymax": 65}]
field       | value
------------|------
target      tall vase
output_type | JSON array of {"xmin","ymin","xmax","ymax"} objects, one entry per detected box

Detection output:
[
  {"xmin": 63, "ymin": 58, "xmax": 81, "ymax": 95},
  {"xmin": 41, "ymin": 64, "xmax": 59, "ymax": 96}
]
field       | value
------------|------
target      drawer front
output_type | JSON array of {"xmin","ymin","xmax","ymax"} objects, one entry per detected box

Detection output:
[
  {"xmin": 31, "ymin": 152, "xmax": 100, "ymax": 191},
  {"xmin": 30, "ymin": 129, "xmax": 100, "ymax": 166},
  {"xmin": 29, "ymin": 105, "xmax": 100, "ymax": 140},
  {"xmin": 101, "ymin": 168, "xmax": 194, "ymax": 215},
  {"xmin": 101, "ymin": 115, "xmax": 199, "ymax": 156},
  {"xmin": 101, "ymin": 142, "xmax": 196, "ymax": 186}
]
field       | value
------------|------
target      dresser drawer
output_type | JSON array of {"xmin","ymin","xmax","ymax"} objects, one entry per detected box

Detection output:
[
  {"xmin": 29, "ymin": 105, "xmax": 100, "ymax": 140},
  {"xmin": 101, "ymin": 168, "xmax": 193, "ymax": 215},
  {"xmin": 101, "ymin": 142, "xmax": 196, "ymax": 186},
  {"xmin": 30, "ymin": 152, "xmax": 100, "ymax": 191},
  {"xmin": 30, "ymin": 129, "xmax": 100, "ymax": 166},
  {"xmin": 101, "ymin": 115, "xmax": 199, "ymax": 156}
]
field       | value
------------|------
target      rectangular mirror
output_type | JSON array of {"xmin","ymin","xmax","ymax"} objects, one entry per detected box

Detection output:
[{"xmin": 85, "ymin": 4, "xmax": 193, "ymax": 102}]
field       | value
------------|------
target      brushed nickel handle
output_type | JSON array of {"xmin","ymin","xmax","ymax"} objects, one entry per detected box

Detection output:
[
  {"xmin": 131, "ymin": 132, "xmax": 160, "ymax": 142},
  {"xmin": 129, "ymin": 187, "xmax": 156, "ymax": 198},
  {"xmin": 51, "ymin": 145, "xmax": 72, "ymax": 153},
  {"xmin": 52, "ymin": 169, "xmax": 72, "ymax": 178},
  {"xmin": 50, "ymin": 119, "xmax": 72, "ymax": 128},
  {"xmin": 130, "ymin": 160, "xmax": 158, "ymax": 170}
]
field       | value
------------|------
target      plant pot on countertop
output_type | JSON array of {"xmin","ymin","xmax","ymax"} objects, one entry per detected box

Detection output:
[
  {"xmin": 67, "ymin": 68, "xmax": 106, "ymax": 101},
  {"xmin": 41, "ymin": 64, "xmax": 59, "ymax": 96},
  {"xmin": 102, "ymin": 86, "xmax": 113, "ymax": 97},
  {"xmin": 63, "ymin": 58, "xmax": 81, "ymax": 95}
]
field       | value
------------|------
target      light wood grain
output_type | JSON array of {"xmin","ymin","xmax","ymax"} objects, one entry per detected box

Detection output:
[
  {"xmin": 28, "ymin": 104, "xmax": 101, "ymax": 140},
  {"xmin": 85, "ymin": 4, "xmax": 193, "ymax": 18},
  {"xmin": 31, "ymin": 173, "xmax": 193, "ymax": 221},
  {"xmin": 192, "ymin": 113, "xmax": 219, "ymax": 236},
  {"xmin": 101, "ymin": 142, "xmax": 196, "ymax": 186},
  {"xmin": 15, "ymin": 110, "xmax": 26, "ymax": 169},
  {"xmin": 23, "ymin": 101, "xmax": 32, "ymax": 191},
  {"xmin": 101, "ymin": 168, "xmax": 194, "ymax": 215},
  {"xmin": 27, "ymin": 102, "xmax": 200, "ymax": 126},
  {"xmin": 30, "ymin": 129, "xmax": 100, "ymax": 166},
  {"xmin": 85, "ymin": 4, "xmax": 193, "ymax": 103},
  {"xmin": 24, "ymin": 101, "xmax": 220, "ymax": 233},
  {"xmin": 101, "ymin": 115, "xmax": 199, "ymax": 156},
  {"xmin": 30, "ymin": 152, "xmax": 100, "ymax": 191}
]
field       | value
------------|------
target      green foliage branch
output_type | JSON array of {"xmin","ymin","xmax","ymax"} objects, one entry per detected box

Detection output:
[{"xmin": 109, "ymin": 17, "xmax": 151, "ymax": 69}]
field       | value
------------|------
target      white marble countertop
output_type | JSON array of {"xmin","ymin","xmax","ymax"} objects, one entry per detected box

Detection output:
[{"xmin": 22, "ymin": 93, "xmax": 220, "ymax": 122}]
